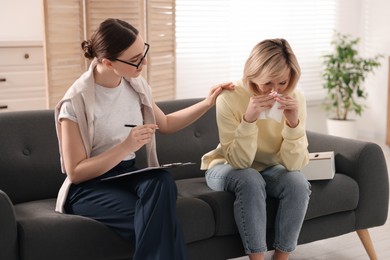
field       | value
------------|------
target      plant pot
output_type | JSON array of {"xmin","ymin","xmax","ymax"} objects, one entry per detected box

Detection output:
[{"xmin": 326, "ymin": 118, "xmax": 358, "ymax": 139}]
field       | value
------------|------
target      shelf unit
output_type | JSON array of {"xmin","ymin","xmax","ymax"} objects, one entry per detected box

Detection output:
[{"xmin": 0, "ymin": 41, "xmax": 46, "ymax": 112}]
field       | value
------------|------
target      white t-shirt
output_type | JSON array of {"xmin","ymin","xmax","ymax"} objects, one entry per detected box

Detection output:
[{"xmin": 59, "ymin": 78, "xmax": 143, "ymax": 160}]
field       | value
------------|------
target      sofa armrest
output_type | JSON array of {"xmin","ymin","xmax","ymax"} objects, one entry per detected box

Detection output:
[
  {"xmin": 306, "ymin": 131, "xmax": 389, "ymax": 229},
  {"xmin": 0, "ymin": 190, "xmax": 19, "ymax": 260}
]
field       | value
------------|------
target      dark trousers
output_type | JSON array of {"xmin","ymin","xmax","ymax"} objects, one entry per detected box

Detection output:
[{"xmin": 64, "ymin": 160, "xmax": 188, "ymax": 260}]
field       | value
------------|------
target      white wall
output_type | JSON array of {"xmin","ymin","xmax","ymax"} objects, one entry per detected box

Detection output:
[
  {"xmin": 357, "ymin": 0, "xmax": 390, "ymax": 142},
  {"xmin": 332, "ymin": 0, "xmax": 390, "ymax": 142},
  {"xmin": 1, "ymin": 0, "xmax": 389, "ymax": 141},
  {"xmin": 0, "ymin": 0, "xmax": 43, "ymax": 41}
]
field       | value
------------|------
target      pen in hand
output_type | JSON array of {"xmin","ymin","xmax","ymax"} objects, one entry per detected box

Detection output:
[{"xmin": 125, "ymin": 124, "xmax": 159, "ymax": 130}]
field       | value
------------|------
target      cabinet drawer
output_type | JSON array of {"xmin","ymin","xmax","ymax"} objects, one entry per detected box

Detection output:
[
  {"xmin": 0, "ymin": 47, "xmax": 44, "ymax": 66},
  {"xmin": 0, "ymin": 70, "xmax": 45, "ymax": 87},
  {"xmin": 0, "ymin": 85, "xmax": 46, "ymax": 100},
  {"xmin": 0, "ymin": 71, "xmax": 45, "ymax": 101},
  {"xmin": 0, "ymin": 98, "xmax": 47, "ymax": 112}
]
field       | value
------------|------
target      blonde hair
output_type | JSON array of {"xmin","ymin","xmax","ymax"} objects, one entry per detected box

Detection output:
[{"xmin": 243, "ymin": 38, "xmax": 301, "ymax": 95}]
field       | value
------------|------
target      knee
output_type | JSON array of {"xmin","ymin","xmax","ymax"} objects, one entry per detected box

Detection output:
[
  {"xmin": 286, "ymin": 173, "xmax": 311, "ymax": 200},
  {"xmin": 233, "ymin": 168, "xmax": 266, "ymax": 192},
  {"xmin": 153, "ymin": 170, "xmax": 177, "ymax": 193}
]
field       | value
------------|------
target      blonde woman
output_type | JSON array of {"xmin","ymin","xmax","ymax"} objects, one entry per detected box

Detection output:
[{"xmin": 201, "ymin": 39, "xmax": 311, "ymax": 260}]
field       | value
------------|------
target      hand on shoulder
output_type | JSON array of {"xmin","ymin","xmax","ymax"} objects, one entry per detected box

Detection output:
[{"xmin": 205, "ymin": 82, "xmax": 235, "ymax": 107}]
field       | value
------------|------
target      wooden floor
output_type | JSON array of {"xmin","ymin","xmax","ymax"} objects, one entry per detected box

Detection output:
[{"xmin": 230, "ymin": 141, "xmax": 390, "ymax": 260}]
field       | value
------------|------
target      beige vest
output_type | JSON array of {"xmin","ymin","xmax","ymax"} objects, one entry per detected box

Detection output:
[{"xmin": 54, "ymin": 59, "xmax": 159, "ymax": 212}]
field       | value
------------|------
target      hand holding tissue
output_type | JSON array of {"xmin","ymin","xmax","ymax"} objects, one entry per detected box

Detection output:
[{"xmin": 258, "ymin": 91, "xmax": 284, "ymax": 122}]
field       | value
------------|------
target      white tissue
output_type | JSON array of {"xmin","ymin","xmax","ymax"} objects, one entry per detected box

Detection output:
[{"xmin": 258, "ymin": 92, "xmax": 283, "ymax": 122}]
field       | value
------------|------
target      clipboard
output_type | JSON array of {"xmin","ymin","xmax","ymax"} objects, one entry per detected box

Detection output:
[{"xmin": 100, "ymin": 162, "xmax": 196, "ymax": 181}]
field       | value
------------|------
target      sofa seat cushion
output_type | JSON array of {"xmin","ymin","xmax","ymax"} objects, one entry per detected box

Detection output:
[
  {"xmin": 14, "ymin": 199, "xmax": 132, "ymax": 260},
  {"xmin": 176, "ymin": 178, "xmax": 280, "ymax": 235},
  {"xmin": 305, "ymin": 173, "xmax": 359, "ymax": 220},
  {"xmin": 176, "ymin": 197, "xmax": 216, "ymax": 243},
  {"xmin": 176, "ymin": 177, "xmax": 237, "ymax": 236},
  {"xmin": 14, "ymin": 197, "xmax": 216, "ymax": 259},
  {"xmin": 176, "ymin": 174, "xmax": 359, "ymax": 236}
]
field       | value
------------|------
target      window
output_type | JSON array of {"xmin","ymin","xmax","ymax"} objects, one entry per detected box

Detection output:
[{"xmin": 176, "ymin": 0, "xmax": 338, "ymax": 102}]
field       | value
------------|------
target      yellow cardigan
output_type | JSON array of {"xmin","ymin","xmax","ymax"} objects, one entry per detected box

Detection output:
[{"xmin": 201, "ymin": 81, "xmax": 309, "ymax": 172}]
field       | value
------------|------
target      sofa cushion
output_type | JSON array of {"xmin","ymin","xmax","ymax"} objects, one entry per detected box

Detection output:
[
  {"xmin": 177, "ymin": 177, "xmax": 279, "ymax": 236},
  {"xmin": 154, "ymin": 99, "xmax": 220, "ymax": 180},
  {"xmin": 305, "ymin": 173, "xmax": 359, "ymax": 220},
  {"xmin": 0, "ymin": 110, "xmax": 64, "ymax": 204},
  {"xmin": 14, "ymin": 199, "xmax": 132, "ymax": 260},
  {"xmin": 176, "ymin": 197, "xmax": 216, "ymax": 243},
  {"xmin": 177, "ymin": 178, "xmax": 238, "ymax": 236},
  {"xmin": 14, "ymin": 197, "xmax": 216, "ymax": 259},
  {"xmin": 176, "ymin": 174, "xmax": 359, "ymax": 237}
]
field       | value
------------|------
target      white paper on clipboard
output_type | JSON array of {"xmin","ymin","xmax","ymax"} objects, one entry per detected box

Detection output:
[{"xmin": 100, "ymin": 162, "xmax": 196, "ymax": 181}]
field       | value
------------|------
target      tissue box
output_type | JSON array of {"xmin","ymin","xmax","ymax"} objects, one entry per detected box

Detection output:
[{"xmin": 301, "ymin": 151, "xmax": 335, "ymax": 180}]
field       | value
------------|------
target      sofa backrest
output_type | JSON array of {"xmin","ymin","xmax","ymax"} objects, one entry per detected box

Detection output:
[
  {"xmin": 155, "ymin": 98, "xmax": 220, "ymax": 180},
  {"xmin": 0, "ymin": 98, "xmax": 219, "ymax": 203},
  {"xmin": 0, "ymin": 110, "xmax": 64, "ymax": 204},
  {"xmin": 2, "ymin": 98, "xmax": 344, "ymax": 204}
]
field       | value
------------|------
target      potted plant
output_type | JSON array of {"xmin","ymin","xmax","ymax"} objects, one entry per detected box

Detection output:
[{"xmin": 321, "ymin": 32, "xmax": 382, "ymax": 138}]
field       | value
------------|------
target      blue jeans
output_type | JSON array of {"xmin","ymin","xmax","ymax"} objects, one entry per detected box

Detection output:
[{"xmin": 205, "ymin": 164, "xmax": 311, "ymax": 254}]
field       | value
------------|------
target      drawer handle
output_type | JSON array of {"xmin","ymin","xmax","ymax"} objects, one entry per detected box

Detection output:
[
  {"xmin": 0, "ymin": 105, "xmax": 8, "ymax": 109},
  {"xmin": 0, "ymin": 78, "xmax": 6, "ymax": 82},
  {"xmin": 24, "ymin": 53, "xmax": 30, "ymax": 59}
]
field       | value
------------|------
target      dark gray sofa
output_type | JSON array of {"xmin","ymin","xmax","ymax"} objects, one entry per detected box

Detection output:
[{"xmin": 0, "ymin": 98, "xmax": 388, "ymax": 260}]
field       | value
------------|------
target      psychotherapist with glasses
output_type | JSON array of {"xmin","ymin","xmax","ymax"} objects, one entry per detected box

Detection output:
[{"xmin": 54, "ymin": 18, "xmax": 234, "ymax": 260}]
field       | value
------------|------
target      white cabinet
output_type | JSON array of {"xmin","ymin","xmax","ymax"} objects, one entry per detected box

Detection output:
[{"xmin": 0, "ymin": 41, "xmax": 46, "ymax": 112}]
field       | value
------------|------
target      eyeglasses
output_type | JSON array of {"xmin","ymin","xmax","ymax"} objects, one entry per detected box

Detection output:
[{"xmin": 115, "ymin": 43, "xmax": 150, "ymax": 69}]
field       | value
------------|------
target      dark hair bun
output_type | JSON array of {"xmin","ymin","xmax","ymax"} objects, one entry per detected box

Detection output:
[{"xmin": 81, "ymin": 40, "xmax": 94, "ymax": 59}]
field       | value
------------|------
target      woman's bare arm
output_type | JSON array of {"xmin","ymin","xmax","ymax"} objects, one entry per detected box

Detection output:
[
  {"xmin": 155, "ymin": 82, "xmax": 235, "ymax": 134},
  {"xmin": 61, "ymin": 119, "xmax": 157, "ymax": 184}
]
